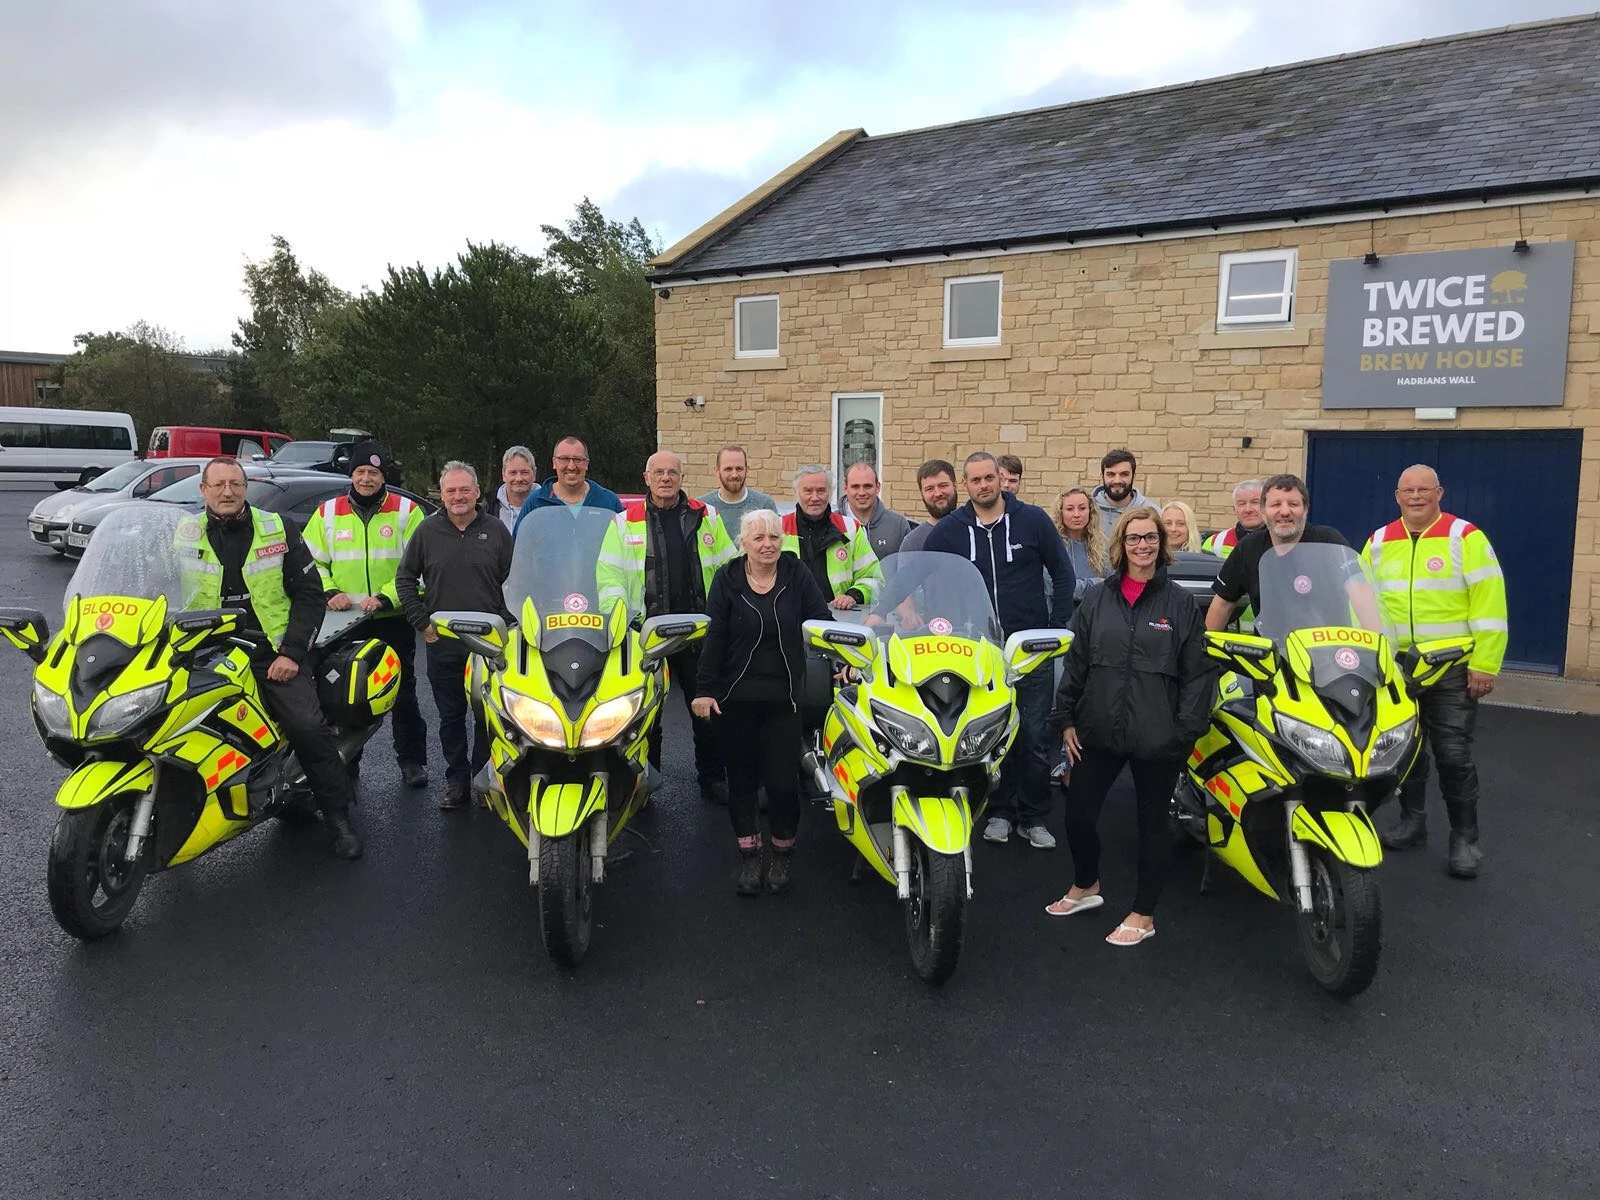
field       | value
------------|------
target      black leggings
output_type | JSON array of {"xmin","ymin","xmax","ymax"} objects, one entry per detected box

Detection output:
[
  {"xmin": 717, "ymin": 699, "xmax": 802, "ymax": 845},
  {"xmin": 1062, "ymin": 747, "xmax": 1182, "ymax": 915}
]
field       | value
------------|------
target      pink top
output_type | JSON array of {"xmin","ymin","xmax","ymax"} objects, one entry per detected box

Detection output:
[{"xmin": 1119, "ymin": 575, "xmax": 1148, "ymax": 607}]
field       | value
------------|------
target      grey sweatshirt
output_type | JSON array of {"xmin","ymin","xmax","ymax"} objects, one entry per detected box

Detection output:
[
  {"xmin": 1091, "ymin": 484, "xmax": 1156, "ymax": 538},
  {"xmin": 396, "ymin": 510, "xmax": 515, "ymax": 630},
  {"xmin": 853, "ymin": 499, "xmax": 914, "ymax": 559}
]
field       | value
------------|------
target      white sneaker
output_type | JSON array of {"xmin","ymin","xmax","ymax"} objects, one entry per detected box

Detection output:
[
  {"xmin": 1017, "ymin": 824, "xmax": 1057, "ymax": 850},
  {"xmin": 983, "ymin": 816, "xmax": 1012, "ymax": 844}
]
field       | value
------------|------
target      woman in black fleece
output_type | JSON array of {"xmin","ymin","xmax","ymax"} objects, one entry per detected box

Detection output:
[
  {"xmin": 692, "ymin": 509, "xmax": 831, "ymax": 896},
  {"xmin": 1046, "ymin": 507, "xmax": 1215, "ymax": 947}
]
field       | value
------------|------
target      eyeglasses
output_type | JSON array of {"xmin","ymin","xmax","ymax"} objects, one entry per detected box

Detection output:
[
  {"xmin": 1123, "ymin": 531, "xmax": 1161, "ymax": 545},
  {"xmin": 553, "ymin": 456, "xmax": 588, "ymax": 465}
]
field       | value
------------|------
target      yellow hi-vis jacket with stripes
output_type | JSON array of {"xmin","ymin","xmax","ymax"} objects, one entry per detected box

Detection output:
[
  {"xmin": 596, "ymin": 496, "xmax": 736, "ymax": 617},
  {"xmin": 779, "ymin": 509, "xmax": 884, "ymax": 606},
  {"xmin": 303, "ymin": 491, "xmax": 425, "ymax": 609},
  {"xmin": 1361, "ymin": 513, "xmax": 1507, "ymax": 675},
  {"xmin": 176, "ymin": 507, "xmax": 293, "ymax": 647}
]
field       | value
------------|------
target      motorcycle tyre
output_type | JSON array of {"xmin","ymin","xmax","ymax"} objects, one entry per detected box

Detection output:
[
  {"xmin": 1296, "ymin": 847, "xmax": 1382, "ymax": 998},
  {"xmin": 47, "ymin": 796, "xmax": 150, "ymax": 940},
  {"xmin": 538, "ymin": 829, "xmax": 593, "ymax": 967},
  {"xmin": 905, "ymin": 844, "xmax": 965, "ymax": 986}
]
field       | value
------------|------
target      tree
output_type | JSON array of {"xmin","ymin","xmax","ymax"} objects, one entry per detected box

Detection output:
[{"xmin": 55, "ymin": 322, "xmax": 230, "ymax": 440}]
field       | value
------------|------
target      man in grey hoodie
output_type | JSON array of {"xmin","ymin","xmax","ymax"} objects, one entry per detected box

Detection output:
[
  {"xmin": 843, "ymin": 461, "xmax": 913, "ymax": 559},
  {"xmin": 1092, "ymin": 447, "xmax": 1155, "ymax": 537},
  {"xmin": 490, "ymin": 445, "xmax": 536, "ymax": 532}
]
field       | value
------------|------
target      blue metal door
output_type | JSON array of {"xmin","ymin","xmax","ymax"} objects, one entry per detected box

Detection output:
[{"xmin": 1305, "ymin": 430, "xmax": 1580, "ymax": 673}]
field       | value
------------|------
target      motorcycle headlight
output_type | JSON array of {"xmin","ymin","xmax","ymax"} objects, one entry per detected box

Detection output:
[
  {"xmin": 33, "ymin": 681, "xmax": 71, "ymax": 736},
  {"xmin": 1368, "ymin": 717, "xmax": 1417, "ymax": 776},
  {"xmin": 579, "ymin": 691, "xmax": 643, "ymax": 748},
  {"xmin": 503, "ymin": 689, "xmax": 567, "ymax": 747},
  {"xmin": 86, "ymin": 681, "xmax": 166, "ymax": 739},
  {"xmin": 873, "ymin": 703, "xmax": 939, "ymax": 760},
  {"xmin": 1275, "ymin": 714, "xmax": 1352, "ymax": 777},
  {"xmin": 954, "ymin": 707, "xmax": 1011, "ymax": 763}
]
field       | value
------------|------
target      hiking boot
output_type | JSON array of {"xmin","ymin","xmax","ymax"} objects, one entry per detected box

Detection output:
[
  {"xmin": 1017, "ymin": 824, "xmax": 1057, "ymax": 850},
  {"xmin": 400, "ymin": 763, "xmax": 429, "ymax": 789},
  {"xmin": 735, "ymin": 851, "xmax": 763, "ymax": 896},
  {"xmin": 1447, "ymin": 832, "xmax": 1482, "ymax": 880},
  {"xmin": 325, "ymin": 810, "xmax": 363, "ymax": 860},
  {"xmin": 983, "ymin": 817, "xmax": 1012, "ymax": 844},
  {"xmin": 439, "ymin": 783, "xmax": 469, "ymax": 812},
  {"xmin": 767, "ymin": 850, "xmax": 793, "ymax": 894},
  {"xmin": 1381, "ymin": 809, "xmax": 1427, "ymax": 851}
]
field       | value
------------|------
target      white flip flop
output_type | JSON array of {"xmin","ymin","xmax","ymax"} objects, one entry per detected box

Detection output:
[
  {"xmin": 1044, "ymin": 893, "xmax": 1105, "ymax": 917},
  {"xmin": 1105, "ymin": 923, "xmax": 1156, "ymax": 947}
]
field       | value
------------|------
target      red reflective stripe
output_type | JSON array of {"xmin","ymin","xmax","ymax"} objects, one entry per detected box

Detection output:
[
  {"xmin": 380, "ymin": 493, "xmax": 403, "ymax": 513},
  {"xmin": 332, "ymin": 496, "xmax": 352, "ymax": 517},
  {"xmin": 623, "ymin": 500, "xmax": 647, "ymax": 521}
]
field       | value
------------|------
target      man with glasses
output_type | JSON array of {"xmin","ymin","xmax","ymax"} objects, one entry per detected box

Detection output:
[
  {"xmin": 513, "ymin": 435, "xmax": 623, "ymax": 531},
  {"xmin": 599, "ymin": 450, "xmax": 734, "ymax": 801},
  {"xmin": 1363, "ymin": 465, "xmax": 1505, "ymax": 879},
  {"xmin": 178, "ymin": 458, "xmax": 362, "ymax": 858}
]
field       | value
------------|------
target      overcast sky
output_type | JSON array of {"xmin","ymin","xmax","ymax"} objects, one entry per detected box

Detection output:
[{"xmin": 1, "ymin": 0, "xmax": 1591, "ymax": 354}]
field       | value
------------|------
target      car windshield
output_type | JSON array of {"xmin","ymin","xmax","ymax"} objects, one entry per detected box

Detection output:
[
  {"xmin": 146, "ymin": 474, "xmax": 283, "ymax": 509},
  {"xmin": 80, "ymin": 460, "xmax": 150, "ymax": 493},
  {"xmin": 64, "ymin": 505, "xmax": 189, "ymax": 613},
  {"xmin": 272, "ymin": 441, "xmax": 333, "ymax": 463},
  {"xmin": 504, "ymin": 506, "xmax": 631, "ymax": 650},
  {"xmin": 854, "ymin": 552, "xmax": 1002, "ymax": 644}
]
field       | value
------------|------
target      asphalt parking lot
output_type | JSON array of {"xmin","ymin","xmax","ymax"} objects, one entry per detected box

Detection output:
[{"xmin": 0, "ymin": 483, "xmax": 1594, "ymax": 1199}]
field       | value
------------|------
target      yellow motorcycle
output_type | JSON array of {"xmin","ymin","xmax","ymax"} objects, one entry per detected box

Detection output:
[
  {"xmin": 801, "ymin": 553, "xmax": 1070, "ymax": 984},
  {"xmin": 1175, "ymin": 542, "xmax": 1472, "ymax": 996},
  {"xmin": 433, "ymin": 506, "xmax": 707, "ymax": 968},
  {"xmin": 0, "ymin": 506, "xmax": 401, "ymax": 940}
]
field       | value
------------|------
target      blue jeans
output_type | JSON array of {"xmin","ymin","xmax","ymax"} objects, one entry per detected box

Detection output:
[{"xmin": 990, "ymin": 669, "xmax": 1054, "ymax": 827}]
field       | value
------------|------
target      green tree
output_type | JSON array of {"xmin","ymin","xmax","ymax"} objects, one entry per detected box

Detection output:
[{"xmin": 55, "ymin": 322, "xmax": 230, "ymax": 441}]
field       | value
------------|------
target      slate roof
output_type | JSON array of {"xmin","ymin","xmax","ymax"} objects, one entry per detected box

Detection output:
[{"xmin": 655, "ymin": 16, "xmax": 1600, "ymax": 280}]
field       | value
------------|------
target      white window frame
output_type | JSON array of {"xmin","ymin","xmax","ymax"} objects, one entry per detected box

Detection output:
[
  {"xmin": 733, "ymin": 293, "xmax": 780, "ymax": 358},
  {"xmin": 943, "ymin": 273, "xmax": 1003, "ymax": 347},
  {"xmin": 832, "ymin": 392, "xmax": 884, "ymax": 507},
  {"xmin": 1216, "ymin": 249, "xmax": 1297, "ymax": 327}
]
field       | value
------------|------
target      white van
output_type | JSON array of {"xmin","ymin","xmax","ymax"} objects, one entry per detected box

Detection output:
[{"xmin": 0, "ymin": 407, "xmax": 138, "ymax": 489}]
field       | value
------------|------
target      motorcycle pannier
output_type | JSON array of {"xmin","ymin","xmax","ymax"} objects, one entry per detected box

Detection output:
[{"xmin": 317, "ymin": 637, "xmax": 401, "ymax": 725}]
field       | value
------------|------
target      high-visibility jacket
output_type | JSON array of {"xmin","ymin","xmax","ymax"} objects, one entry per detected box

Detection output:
[
  {"xmin": 176, "ymin": 508, "xmax": 293, "ymax": 647},
  {"xmin": 1362, "ymin": 513, "xmax": 1507, "ymax": 675},
  {"xmin": 780, "ymin": 510, "xmax": 883, "ymax": 606},
  {"xmin": 597, "ymin": 496, "xmax": 735, "ymax": 617},
  {"xmin": 1202, "ymin": 525, "xmax": 1246, "ymax": 558},
  {"xmin": 303, "ymin": 491, "xmax": 424, "ymax": 608}
]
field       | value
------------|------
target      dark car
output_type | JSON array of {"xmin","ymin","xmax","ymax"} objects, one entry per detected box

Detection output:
[
  {"xmin": 1169, "ymin": 549, "xmax": 1223, "ymax": 612},
  {"xmin": 64, "ymin": 465, "xmax": 437, "ymax": 556},
  {"xmin": 268, "ymin": 440, "xmax": 350, "ymax": 473}
]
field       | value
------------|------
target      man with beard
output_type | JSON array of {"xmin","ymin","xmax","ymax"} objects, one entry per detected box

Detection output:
[
  {"xmin": 1092, "ymin": 448, "xmax": 1155, "ymax": 537},
  {"xmin": 901, "ymin": 459, "xmax": 959, "ymax": 552},
  {"xmin": 697, "ymin": 444, "xmax": 774, "ymax": 542}
]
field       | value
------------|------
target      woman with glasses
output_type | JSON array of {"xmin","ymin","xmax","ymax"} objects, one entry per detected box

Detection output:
[{"xmin": 1044, "ymin": 506, "xmax": 1214, "ymax": 947}]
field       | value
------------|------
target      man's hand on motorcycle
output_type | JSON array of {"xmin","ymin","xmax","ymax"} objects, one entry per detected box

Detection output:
[
  {"xmin": 266, "ymin": 655, "xmax": 299, "ymax": 682},
  {"xmin": 691, "ymin": 696, "xmax": 721, "ymax": 720},
  {"xmin": 358, "ymin": 596, "xmax": 383, "ymax": 614},
  {"xmin": 1468, "ymin": 670, "xmax": 1495, "ymax": 700},
  {"xmin": 423, "ymin": 627, "xmax": 439, "ymax": 644},
  {"xmin": 830, "ymin": 594, "xmax": 857, "ymax": 610},
  {"xmin": 1062, "ymin": 726, "xmax": 1083, "ymax": 766},
  {"xmin": 327, "ymin": 593, "xmax": 353, "ymax": 611}
]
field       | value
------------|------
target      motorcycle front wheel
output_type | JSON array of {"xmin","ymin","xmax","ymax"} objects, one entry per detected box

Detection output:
[
  {"xmin": 905, "ymin": 844, "xmax": 966, "ymax": 985},
  {"xmin": 537, "ymin": 829, "xmax": 593, "ymax": 967},
  {"xmin": 47, "ymin": 796, "xmax": 151, "ymax": 940},
  {"xmin": 1296, "ymin": 847, "xmax": 1382, "ymax": 997}
]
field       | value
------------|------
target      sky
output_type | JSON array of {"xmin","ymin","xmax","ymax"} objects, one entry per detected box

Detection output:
[{"xmin": 1, "ymin": 0, "xmax": 1592, "ymax": 355}]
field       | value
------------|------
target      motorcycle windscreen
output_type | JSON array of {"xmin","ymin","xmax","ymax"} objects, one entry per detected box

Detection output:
[
  {"xmin": 1256, "ymin": 542, "xmax": 1397, "ymax": 650},
  {"xmin": 853, "ymin": 551, "xmax": 1002, "ymax": 682},
  {"xmin": 505, "ymin": 506, "xmax": 632, "ymax": 654},
  {"xmin": 62, "ymin": 504, "xmax": 191, "ymax": 646}
]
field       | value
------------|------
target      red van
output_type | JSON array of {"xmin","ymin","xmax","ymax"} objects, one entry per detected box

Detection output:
[{"xmin": 147, "ymin": 426, "xmax": 292, "ymax": 460}]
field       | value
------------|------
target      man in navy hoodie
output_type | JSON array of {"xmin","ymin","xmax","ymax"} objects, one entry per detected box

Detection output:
[
  {"xmin": 513, "ymin": 435, "xmax": 624, "ymax": 534},
  {"xmin": 923, "ymin": 452, "xmax": 1074, "ymax": 849}
]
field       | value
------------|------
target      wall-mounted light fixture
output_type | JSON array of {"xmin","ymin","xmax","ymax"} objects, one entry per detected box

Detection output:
[
  {"xmin": 1513, "ymin": 239, "xmax": 1530, "ymax": 254},
  {"xmin": 1363, "ymin": 252, "xmax": 1381, "ymax": 266}
]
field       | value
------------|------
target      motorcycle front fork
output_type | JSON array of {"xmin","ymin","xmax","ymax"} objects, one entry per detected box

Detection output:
[
  {"xmin": 123, "ymin": 762, "xmax": 161, "ymax": 864},
  {"xmin": 1283, "ymin": 796, "xmax": 1368, "ymax": 913}
]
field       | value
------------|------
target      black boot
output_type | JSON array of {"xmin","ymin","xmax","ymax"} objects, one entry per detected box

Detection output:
[
  {"xmin": 767, "ymin": 849, "xmax": 793, "ymax": 894},
  {"xmin": 1447, "ymin": 832, "xmax": 1482, "ymax": 879},
  {"xmin": 401, "ymin": 763, "xmax": 429, "ymax": 789},
  {"xmin": 326, "ymin": 809, "xmax": 363, "ymax": 860},
  {"xmin": 1381, "ymin": 801, "xmax": 1427, "ymax": 851},
  {"xmin": 735, "ymin": 850, "xmax": 763, "ymax": 897}
]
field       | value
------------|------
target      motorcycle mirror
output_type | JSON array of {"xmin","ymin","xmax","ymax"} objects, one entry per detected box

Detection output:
[
  {"xmin": 640, "ymin": 613, "xmax": 711, "ymax": 663},
  {"xmin": 0, "ymin": 605, "xmax": 50, "ymax": 663},
  {"xmin": 1204, "ymin": 631, "xmax": 1278, "ymax": 686},
  {"xmin": 433, "ymin": 610, "xmax": 509, "ymax": 667},
  {"xmin": 802, "ymin": 619, "xmax": 877, "ymax": 674},
  {"xmin": 1003, "ymin": 628, "xmax": 1074, "ymax": 684},
  {"xmin": 1404, "ymin": 636, "xmax": 1474, "ymax": 689},
  {"xmin": 169, "ymin": 608, "xmax": 244, "ymax": 654}
]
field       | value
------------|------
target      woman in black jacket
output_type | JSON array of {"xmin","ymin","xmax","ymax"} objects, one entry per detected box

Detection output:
[
  {"xmin": 1046, "ymin": 506, "xmax": 1215, "ymax": 946},
  {"xmin": 692, "ymin": 509, "xmax": 831, "ymax": 896}
]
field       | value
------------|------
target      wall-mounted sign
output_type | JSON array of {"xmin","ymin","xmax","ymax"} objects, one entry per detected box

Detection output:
[{"xmin": 1322, "ymin": 242, "xmax": 1575, "ymax": 409}]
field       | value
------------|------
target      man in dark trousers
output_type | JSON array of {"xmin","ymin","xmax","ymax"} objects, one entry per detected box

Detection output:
[
  {"xmin": 396, "ymin": 461, "xmax": 514, "ymax": 811},
  {"xmin": 923, "ymin": 451, "xmax": 1075, "ymax": 849},
  {"xmin": 176, "ymin": 458, "xmax": 362, "ymax": 858}
]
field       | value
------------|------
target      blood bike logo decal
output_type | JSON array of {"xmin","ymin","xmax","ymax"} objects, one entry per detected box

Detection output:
[
  {"xmin": 1293, "ymin": 575, "xmax": 1313, "ymax": 594},
  {"xmin": 563, "ymin": 593, "xmax": 588, "ymax": 613},
  {"xmin": 369, "ymin": 454, "xmax": 382, "ymax": 466},
  {"xmin": 702, "ymin": 533, "xmax": 715, "ymax": 546},
  {"xmin": 1334, "ymin": 647, "xmax": 1360, "ymax": 671},
  {"xmin": 911, "ymin": 638, "xmax": 975, "ymax": 658},
  {"xmin": 1426, "ymin": 556, "xmax": 1445, "ymax": 572},
  {"xmin": 546, "ymin": 613, "xmax": 604, "ymax": 631},
  {"xmin": 95, "ymin": 613, "xmax": 114, "ymax": 631},
  {"xmin": 928, "ymin": 618, "xmax": 952, "ymax": 635},
  {"xmin": 379, "ymin": 524, "xmax": 394, "ymax": 539},
  {"xmin": 255, "ymin": 542, "xmax": 289, "ymax": 558},
  {"xmin": 835, "ymin": 547, "xmax": 848, "ymax": 562},
  {"xmin": 1309, "ymin": 628, "xmax": 1377, "ymax": 647}
]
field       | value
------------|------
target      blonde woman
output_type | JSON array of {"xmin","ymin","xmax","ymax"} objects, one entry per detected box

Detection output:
[
  {"xmin": 1160, "ymin": 501, "xmax": 1202, "ymax": 553},
  {"xmin": 1045, "ymin": 507, "xmax": 1214, "ymax": 947},
  {"xmin": 1055, "ymin": 487, "xmax": 1108, "ymax": 606}
]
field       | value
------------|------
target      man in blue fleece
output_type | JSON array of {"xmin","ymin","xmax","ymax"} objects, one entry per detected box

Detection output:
[
  {"xmin": 923, "ymin": 452, "xmax": 1075, "ymax": 849},
  {"xmin": 513, "ymin": 435, "xmax": 624, "ymax": 534}
]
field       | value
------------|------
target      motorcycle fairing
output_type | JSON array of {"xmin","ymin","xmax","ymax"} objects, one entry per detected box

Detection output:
[
  {"xmin": 530, "ymin": 776, "xmax": 607, "ymax": 840},
  {"xmin": 892, "ymin": 791, "xmax": 973, "ymax": 855},
  {"xmin": 56, "ymin": 758, "xmax": 155, "ymax": 810},
  {"xmin": 1291, "ymin": 806, "xmax": 1383, "ymax": 868}
]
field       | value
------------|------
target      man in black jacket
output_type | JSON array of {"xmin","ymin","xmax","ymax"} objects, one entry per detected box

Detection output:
[
  {"xmin": 396, "ymin": 461, "xmax": 514, "ymax": 810},
  {"xmin": 188, "ymin": 458, "xmax": 362, "ymax": 858}
]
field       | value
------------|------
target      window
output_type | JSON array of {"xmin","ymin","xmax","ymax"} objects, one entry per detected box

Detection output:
[
  {"xmin": 833, "ymin": 393, "xmax": 883, "ymax": 505},
  {"xmin": 1217, "ymin": 249, "xmax": 1297, "ymax": 326},
  {"xmin": 0, "ymin": 422, "xmax": 44, "ymax": 448},
  {"xmin": 943, "ymin": 274, "xmax": 1002, "ymax": 346},
  {"xmin": 734, "ymin": 295, "xmax": 779, "ymax": 357},
  {"xmin": 148, "ymin": 429, "xmax": 170, "ymax": 453},
  {"xmin": 33, "ymin": 379, "xmax": 60, "ymax": 404}
]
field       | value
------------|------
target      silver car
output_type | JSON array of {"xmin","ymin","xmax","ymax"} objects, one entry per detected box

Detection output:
[{"xmin": 27, "ymin": 458, "xmax": 209, "ymax": 554}]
